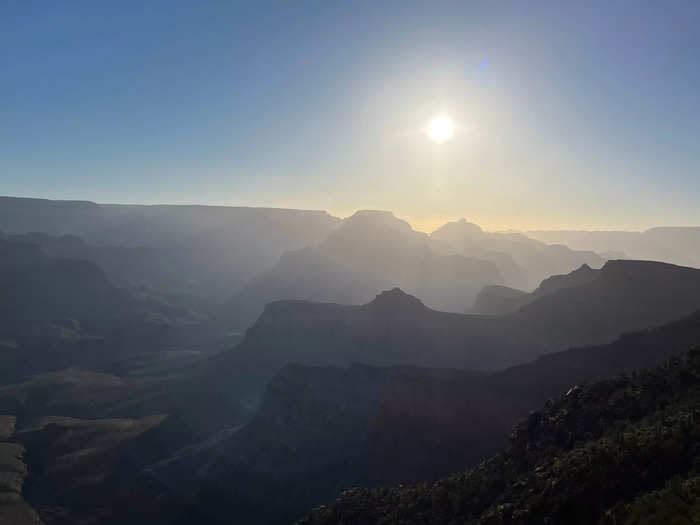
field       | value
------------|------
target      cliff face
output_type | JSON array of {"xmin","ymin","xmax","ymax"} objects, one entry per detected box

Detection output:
[
  {"xmin": 138, "ymin": 364, "xmax": 505, "ymax": 525},
  {"xmin": 132, "ymin": 309, "xmax": 700, "ymax": 525},
  {"xmin": 223, "ymin": 363, "xmax": 498, "ymax": 482}
]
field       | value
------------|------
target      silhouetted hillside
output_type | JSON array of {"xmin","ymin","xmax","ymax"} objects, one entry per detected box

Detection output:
[
  {"xmin": 473, "ymin": 262, "xmax": 599, "ymax": 315},
  {"xmin": 128, "ymin": 307, "xmax": 700, "ymax": 525},
  {"xmin": 225, "ymin": 260, "xmax": 700, "ymax": 375},
  {"xmin": 0, "ymin": 196, "xmax": 340, "ymax": 300},
  {"xmin": 300, "ymin": 346, "xmax": 700, "ymax": 525},
  {"xmin": 432, "ymin": 219, "xmax": 603, "ymax": 289},
  {"xmin": 186, "ymin": 260, "xmax": 700, "ymax": 452},
  {"xmin": 472, "ymin": 285, "xmax": 529, "ymax": 315},
  {"xmin": 528, "ymin": 227, "xmax": 700, "ymax": 268},
  {"xmin": 225, "ymin": 211, "xmax": 505, "ymax": 327}
]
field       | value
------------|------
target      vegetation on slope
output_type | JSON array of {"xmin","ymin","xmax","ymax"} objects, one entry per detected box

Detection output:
[{"xmin": 300, "ymin": 347, "xmax": 700, "ymax": 525}]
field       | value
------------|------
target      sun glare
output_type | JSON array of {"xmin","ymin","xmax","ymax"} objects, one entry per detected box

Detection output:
[{"xmin": 427, "ymin": 116, "xmax": 455, "ymax": 143}]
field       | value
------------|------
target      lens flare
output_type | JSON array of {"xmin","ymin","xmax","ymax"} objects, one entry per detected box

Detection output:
[{"xmin": 427, "ymin": 116, "xmax": 455, "ymax": 143}]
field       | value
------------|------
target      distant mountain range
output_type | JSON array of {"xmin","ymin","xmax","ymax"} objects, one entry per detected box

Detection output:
[
  {"xmin": 6, "ymin": 196, "xmax": 697, "ymax": 334},
  {"xmin": 527, "ymin": 227, "xmax": 700, "ymax": 268},
  {"xmin": 0, "ymin": 196, "xmax": 340, "ymax": 300},
  {"xmin": 432, "ymin": 218, "xmax": 603, "ymax": 289},
  {"xmin": 0, "ymin": 197, "xmax": 611, "ymax": 331},
  {"xmin": 221, "ymin": 260, "xmax": 700, "ymax": 376},
  {"xmin": 224, "ymin": 210, "xmax": 508, "ymax": 327}
]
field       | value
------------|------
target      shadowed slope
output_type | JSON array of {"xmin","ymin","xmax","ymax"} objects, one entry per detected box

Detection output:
[
  {"xmin": 0, "ymin": 239, "xmax": 208, "ymax": 381},
  {"xmin": 129, "ymin": 307, "xmax": 700, "ymax": 525},
  {"xmin": 300, "ymin": 346, "xmax": 700, "ymax": 525},
  {"xmin": 227, "ymin": 260, "xmax": 700, "ymax": 373}
]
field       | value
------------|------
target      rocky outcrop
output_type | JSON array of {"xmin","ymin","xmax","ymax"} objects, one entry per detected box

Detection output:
[{"xmin": 0, "ymin": 416, "xmax": 43, "ymax": 525}]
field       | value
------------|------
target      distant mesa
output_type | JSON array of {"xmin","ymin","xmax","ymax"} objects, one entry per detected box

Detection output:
[
  {"xmin": 431, "ymin": 217, "xmax": 604, "ymax": 290},
  {"xmin": 0, "ymin": 195, "xmax": 341, "ymax": 300},
  {"xmin": 433, "ymin": 217, "xmax": 485, "ymax": 238},
  {"xmin": 369, "ymin": 287, "xmax": 427, "ymax": 312},
  {"xmin": 527, "ymin": 227, "xmax": 700, "ymax": 268},
  {"xmin": 341, "ymin": 209, "xmax": 413, "ymax": 232}
]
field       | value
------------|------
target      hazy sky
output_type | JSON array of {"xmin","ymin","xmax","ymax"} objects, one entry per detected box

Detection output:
[{"xmin": 2, "ymin": 1, "xmax": 699, "ymax": 232}]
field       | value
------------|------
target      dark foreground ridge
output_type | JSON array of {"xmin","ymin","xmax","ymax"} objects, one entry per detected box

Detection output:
[
  {"xmin": 300, "ymin": 347, "xmax": 700, "ymax": 525},
  {"xmin": 236, "ymin": 259, "xmax": 700, "ymax": 371}
]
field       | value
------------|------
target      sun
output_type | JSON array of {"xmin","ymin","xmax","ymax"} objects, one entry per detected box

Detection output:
[{"xmin": 426, "ymin": 115, "xmax": 455, "ymax": 143}]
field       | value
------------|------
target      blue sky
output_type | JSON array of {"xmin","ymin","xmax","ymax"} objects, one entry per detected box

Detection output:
[{"xmin": 2, "ymin": 1, "xmax": 699, "ymax": 231}]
